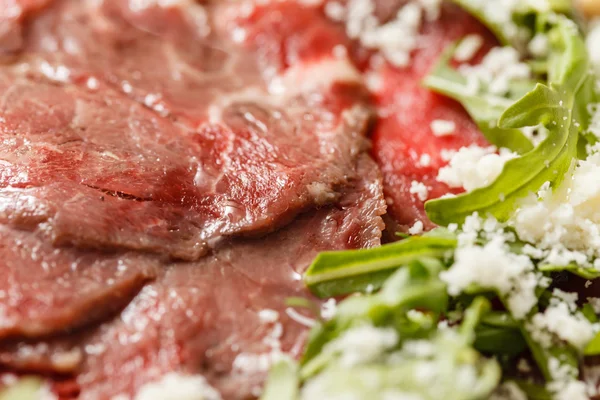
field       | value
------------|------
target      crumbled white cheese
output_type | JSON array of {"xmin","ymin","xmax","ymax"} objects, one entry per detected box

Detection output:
[
  {"xmin": 441, "ymin": 221, "xmax": 541, "ymax": 319},
  {"xmin": 458, "ymin": 47, "xmax": 530, "ymax": 96},
  {"xmin": 430, "ymin": 119, "xmax": 456, "ymax": 137},
  {"xmin": 327, "ymin": 0, "xmax": 442, "ymax": 67},
  {"xmin": 546, "ymin": 358, "xmax": 590, "ymax": 400},
  {"xmin": 323, "ymin": 324, "xmax": 398, "ymax": 367},
  {"xmin": 134, "ymin": 373, "xmax": 221, "ymax": 400},
  {"xmin": 408, "ymin": 220, "xmax": 424, "ymax": 235},
  {"xmin": 409, "ymin": 181, "xmax": 429, "ymax": 201},
  {"xmin": 457, "ymin": 0, "xmax": 550, "ymax": 43},
  {"xmin": 453, "ymin": 34, "xmax": 484, "ymax": 62},
  {"xmin": 512, "ymin": 153, "xmax": 600, "ymax": 268},
  {"xmin": 437, "ymin": 145, "xmax": 516, "ymax": 192},
  {"xmin": 528, "ymin": 301, "xmax": 596, "ymax": 350}
]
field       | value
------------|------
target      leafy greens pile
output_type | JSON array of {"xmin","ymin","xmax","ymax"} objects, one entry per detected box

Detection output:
[{"xmin": 261, "ymin": 2, "xmax": 600, "ymax": 400}]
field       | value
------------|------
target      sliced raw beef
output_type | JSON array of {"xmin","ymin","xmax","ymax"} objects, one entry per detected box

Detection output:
[
  {"xmin": 0, "ymin": 225, "xmax": 159, "ymax": 340},
  {"xmin": 368, "ymin": 3, "xmax": 496, "ymax": 231},
  {"xmin": 0, "ymin": 0, "xmax": 372, "ymax": 260},
  {"xmin": 0, "ymin": 156, "xmax": 386, "ymax": 400}
]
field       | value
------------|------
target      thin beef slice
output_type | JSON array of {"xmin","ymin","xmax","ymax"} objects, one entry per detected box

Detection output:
[
  {"xmin": 0, "ymin": 0, "xmax": 372, "ymax": 259},
  {"xmin": 0, "ymin": 156, "xmax": 386, "ymax": 400}
]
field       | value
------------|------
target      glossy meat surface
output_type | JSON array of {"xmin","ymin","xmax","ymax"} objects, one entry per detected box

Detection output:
[
  {"xmin": 0, "ymin": 156, "xmax": 385, "ymax": 399},
  {"xmin": 0, "ymin": 0, "xmax": 372, "ymax": 260},
  {"xmin": 0, "ymin": 1, "xmax": 386, "ymax": 399}
]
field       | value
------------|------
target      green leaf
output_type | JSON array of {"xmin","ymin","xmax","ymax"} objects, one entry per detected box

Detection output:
[
  {"xmin": 585, "ymin": 332, "xmax": 600, "ymax": 356},
  {"xmin": 513, "ymin": 380, "xmax": 553, "ymax": 400},
  {"xmin": 301, "ymin": 261, "xmax": 447, "ymax": 373},
  {"xmin": 0, "ymin": 378, "xmax": 44, "ymax": 400},
  {"xmin": 423, "ymin": 43, "xmax": 534, "ymax": 153},
  {"xmin": 459, "ymin": 297, "xmax": 491, "ymax": 343},
  {"xmin": 260, "ymin": 358, "xmax": 299, "ymax": 400},
  {"xmin": 425, "ymin": 16, "xmax": 590, "ymax": 226},
  {"xmin": 304, "ymin": 236, "xmax": 456, "ymax": 298},
  {"xmin": 451, "ymin": 0, "xmax": 574, "ymax": 49},
  {"xmin": 538, "ymin": 263, "xmax": 600, "ymax": 279}
]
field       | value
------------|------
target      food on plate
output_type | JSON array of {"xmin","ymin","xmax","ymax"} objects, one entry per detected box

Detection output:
[{"xmin": 2, "ymin": 0, "xmax": 600, "ymax": 399}]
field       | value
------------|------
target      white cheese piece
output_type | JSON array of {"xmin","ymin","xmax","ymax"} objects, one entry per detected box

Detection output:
[
  {"xmin": 408, "ymin": 220, "xmax": 424, "ymax": 235},
  {"xmin": 437, "ymin": 146, "xmax": 516, "ymax": 192},
  {"xmin": 430, "ymin": 119, "xmax": 456, "ymax": 136},
  {"xmin": 409, "ymin": 181, "xmax": 429, "ymax": 201},
  {"xmin": 453, "ymin": 34, "xmax": 484, "ymax": 62},
  {"xmin": 458, "ymin": 47, "xmax": 530, "ymax": 96},
  {"xmin": 528, "ymin": 301, "xmax": 596, "ymax": 351},
  {"xmin": 512, "ymin": 153, "xmax": 600, "ymax": 268},
  {"xmin": 441, "ymin": 229, "xmax": 540, "ymax": 319},
  {"xmin": 322, "ymin": 324, "xmax": 398, "ymax": 367},
  {"xmin": 134, "ymin": 373, "xmax": 221, "ymax": 400},
  {"xmin": 327, "ymin": 0, "xmax": 442, "ymax": 67},
  {"xmin": 418, "ymin": 153, "xmax": 432, "ymax": 167}
]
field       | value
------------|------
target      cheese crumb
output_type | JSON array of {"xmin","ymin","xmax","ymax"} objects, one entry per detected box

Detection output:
[
  {"xmin": 441, "ymin": 222, "xmax": 541, "ymax": 319},
  {"xmin": 453, "ymin": 34, "xmax": 484, "ymax": 62},
  {"xmin": 437, "ymin": 146, "xmax": 516, "ymax": 192},
  {"xmin": 408, "ymin": 220, "xmax": 424, "ymax": 235},
  {"xmin": 409, "ymin": 180, "xmax": 429, "ymax": 201},
  {"xmin": 458, "ymin": 47, "xmax": 530, "ymax": 96},
  {"xmin": 430, "ymin": 119, "xmax": 456, "ymax": 136},
  {"xmin": 134, "ymin": 373, "xmax": 221, "ymax": 400},
  {"xmin": 327, "ymin": 0, "xmax": 442, "ymax": 67},
  {"xmin": 512, "ymin": 153, "xmax": 600, "ymax": 268}
]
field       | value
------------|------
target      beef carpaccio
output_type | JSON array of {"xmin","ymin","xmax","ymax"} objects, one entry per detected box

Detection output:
[{"xmin": 0, "ymin": 0, "xmax": 495, "ymax": 399}]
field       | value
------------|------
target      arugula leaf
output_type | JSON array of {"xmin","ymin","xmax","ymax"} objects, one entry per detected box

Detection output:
[
  {"xmin": 513, "ymin": 380, "xmax": 553, "ymax": 400},
  {"xmin": 423, "ymin": 42, "xmax": 534, "ymax": 153},
  {"xmin": 260, "ymin": 358, "xmax": 299, "ymax": 400},
  {"xmin": 450, "ymin": 0, "xmax": 573, "ymax": 49},
  {"xmin": 301, "ymin": 259, "xmax": 447, "ymax": 374},
  {"xmin": 304, "ymin": 235, "xmax": 456, "ymax": 298},
  {"xmin": 426, "ymin": 17, "xmax": 591, "ymax": 226},
  {"xmin": 299, "ymin": 295, "xmax": 499, "ymax": 400},
  {"xmin": 585, "ymin": 332, "xmax": 600, "ymax": 356}
]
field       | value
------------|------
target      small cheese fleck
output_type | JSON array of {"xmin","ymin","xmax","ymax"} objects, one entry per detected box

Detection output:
[
  {"xmin": 408, "ymin": 220, "xmax": 424, "ymax": 235},
  {"xmin": 418, "ymin": 153, "xmax": 432, "ymax": 167},
  {"xmin": 430, "ymin": 119, "xmax": 456, "ymax": 136},
  {"xmin": 409, "ymin": 180, "xmax": 429, "ymax": 201},
  {"xmin": 528, "ymin": 33, "xmax": 549, "ymax": 57},
  {"xmin": 134, "ymin": 373, "xmax": 221, "ymax": 400},
  {"xmin": 453, "ymin": 34, "xmax": 484, "ymax": 62}
]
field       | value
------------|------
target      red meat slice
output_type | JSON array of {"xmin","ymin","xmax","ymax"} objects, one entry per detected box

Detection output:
[
  {"xmin": 0, "ymin": 225, "xmax": 159, "ymax": 340},
  {"xmin": 0, "ymin": 156, "xmax": 386, "ymax": 400},
  {"xmin": 0, "ymin": 0, "xmax": 372, "ymax": 260},
  {"xmin": 369, "ymin": 3, "xmax": 497, "ymax": 231}
]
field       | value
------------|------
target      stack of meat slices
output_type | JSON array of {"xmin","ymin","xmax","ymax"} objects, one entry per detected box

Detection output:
[
  {"xmin": 0, "ymin": 0, "xmax": 386, "ymax": 398},
  {"xmin": 0, "ymin": 0, "xmax": 501, "ymax": 398}
]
